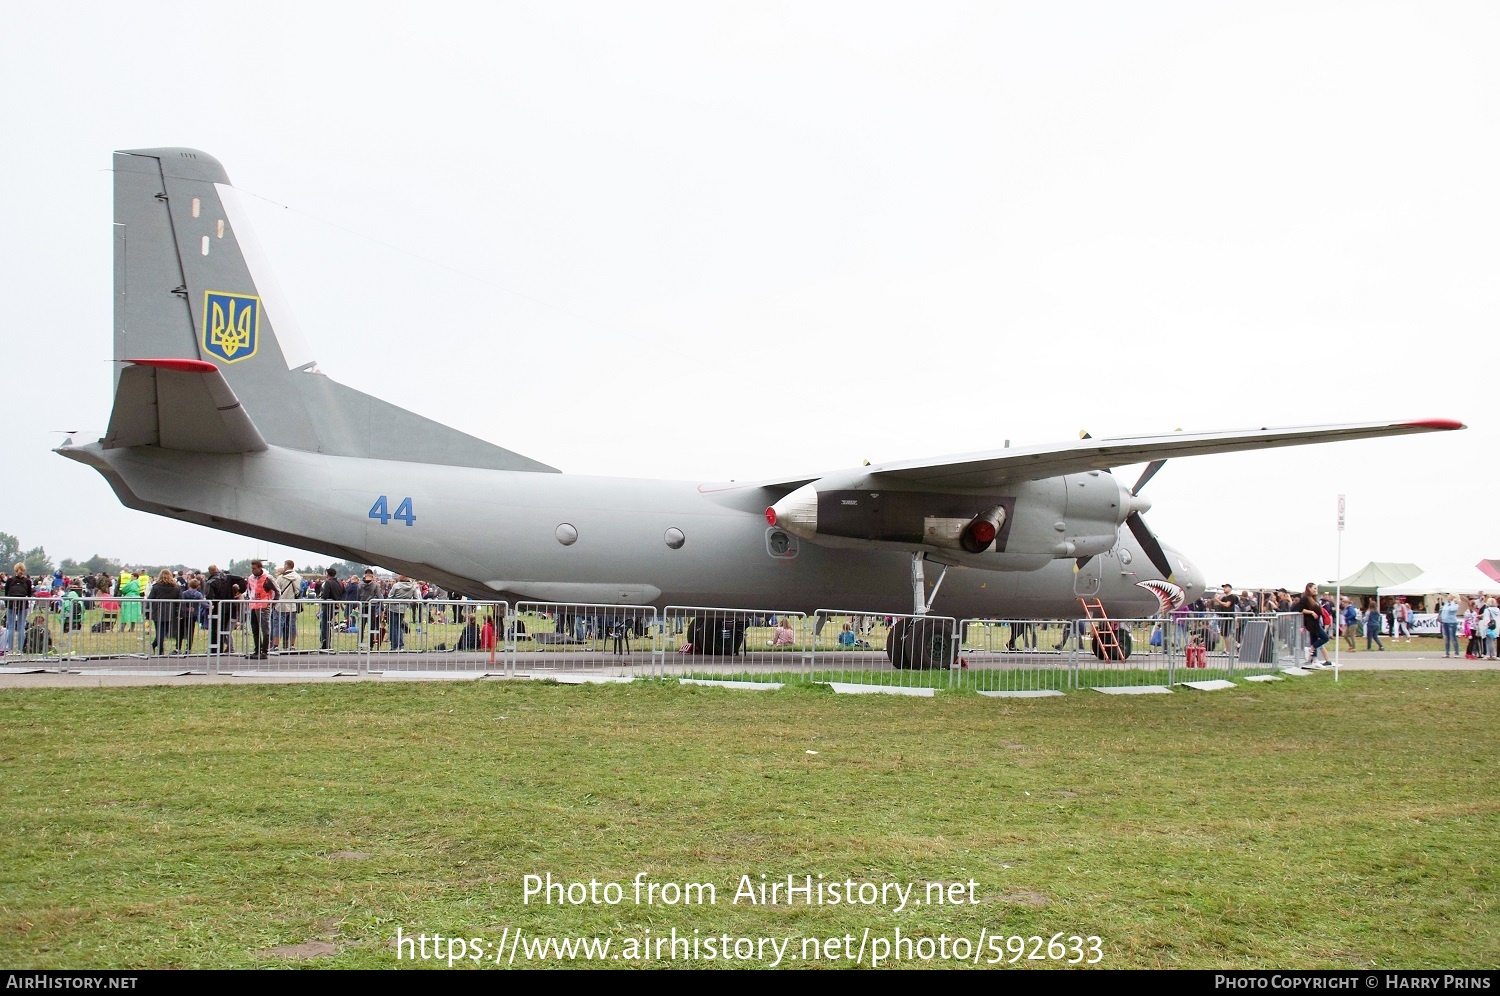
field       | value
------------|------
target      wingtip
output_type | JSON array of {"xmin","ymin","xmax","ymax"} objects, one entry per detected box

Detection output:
[{"xmin": 1402, "ymin": 418, "xmax": 1465, "ymax": 431}]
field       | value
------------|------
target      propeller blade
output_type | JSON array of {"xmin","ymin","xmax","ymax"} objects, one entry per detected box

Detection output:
[
  {"xmin": 1126, "ymin": 512, "xmax": 1174, "ymax": 580},
  {"xmin": 1132, "ymin": 459, "xmax": 1166, "ymax": 495},
  {"xmin": 1074, "ymin": 555, "xmax": 1094, "ymax": 570}
]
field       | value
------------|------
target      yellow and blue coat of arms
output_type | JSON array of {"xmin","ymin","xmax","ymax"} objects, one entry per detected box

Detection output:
[{"xmin": 201, "ymin": 291, "xmax": 260, "ymax": 364}]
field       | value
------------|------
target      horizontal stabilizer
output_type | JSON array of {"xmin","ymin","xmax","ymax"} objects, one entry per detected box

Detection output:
[{"xmin": 104, "ymin": 358, "xmax": 268, "ymax": 453}]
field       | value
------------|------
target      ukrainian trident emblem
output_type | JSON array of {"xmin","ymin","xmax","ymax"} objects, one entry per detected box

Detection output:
[{"xmin": 202, "ymin": 291, "xmax": 260, "ymax": 363}]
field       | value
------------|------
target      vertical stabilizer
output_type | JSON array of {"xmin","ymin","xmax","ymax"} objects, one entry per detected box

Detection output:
[{"xmin": 111, "ymin": 148, "xmax": 556, "ymax": 472}]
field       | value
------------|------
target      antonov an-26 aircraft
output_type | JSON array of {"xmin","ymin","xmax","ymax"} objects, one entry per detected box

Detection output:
[{"xmin": 60, "ymin": 147, "xmax": 1463, "ymax": 657}]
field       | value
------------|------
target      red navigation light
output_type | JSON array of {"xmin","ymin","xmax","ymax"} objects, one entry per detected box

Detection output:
[
  {"xmin": 765, "ymin": 507, "xmax": 777, "ymax": 526},
  {"xmin": 970, "ymin": 520, "xmax": 997, "ymax": 545}
]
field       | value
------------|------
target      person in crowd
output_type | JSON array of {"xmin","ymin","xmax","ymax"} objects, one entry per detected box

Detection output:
[
  {"xmin": 179, "ymin": 577, "xmax": 205, "ymax": 654},
  {"xmin": 1213, "ymin": 583, "xmax": 1240, "ymax": 655},
  {"xmin": 118, "ymin": 570, "xmax": 144, "ymax": 633},
  {"xmin": 1299, "ymin": 582, "xmax": 1332, "ymax": 666},
  {"xmin": 481, "ymin": 612, "xmax": 497, "ymax": 652},
  {"xmin": 455, "ymin": 609, "xmax": 481, "ymax": 651},
  {"xmin": 386, "ymin": 574, "xmax": 419, "ymax": 651},
  {"xmin": 1438, "ymin": 593, "xmax": 1461, "ymax": 658},
  {"xmin": 357, "ymin": 569, "xmax": 384, "ymax": 650},
  {"xmin": 426, "ymin": 585, "xmax": 448, "ymax": 625},
  {"xmin": 1339, "ymin": 595, "xmax": 1359, "ymax": 652},
  {"xmin": 3, "ymin": 563, "xmax": 33, "ymax": 655},
  {"xmin": 1364, "ymin": 596, "xmax": 1386, "ymax": 652},
  {"xmin": 146, "ymin": 568, "xmax": 182, "ymax": 656},
  {"xmin": 61, "ymin": 585, "xmax": 84, "ymax": 635},
  {"xmin": 244, "ymin": 560, "xmax": 276, "ymax": 659},
  {"xmin": 272, "ymin": 560, "xmax": 302, "ymax": 651},
  {"xmin": 772, "ymin": 617, "xmax": 796, "ymax": 646},
  {"xmin": 318, "ymin": 568, "xmax": 343, "ymax": 651},
  {"xmin": 23, "ymin": 613, "xmax": 52, "ymax": 655},
  {"xmin": 343, "ymin": 574, "xmax": 360, "ymax": 624},
  {"xmin": 204, "ymin": 564, "xmax": 246, "ymax": 655},
  {"xmin": 1483, "ymin": 597, "xmax": 1500, "ymax": 661},
  {"xmin": 1462, "ymin": 598, "xmax": 1481, "ymax": 658}
]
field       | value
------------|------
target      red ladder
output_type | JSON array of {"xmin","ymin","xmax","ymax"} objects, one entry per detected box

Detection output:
[{"xmin": 1078, "ymin": 597, "xmax": 1125, "ymax": 661}]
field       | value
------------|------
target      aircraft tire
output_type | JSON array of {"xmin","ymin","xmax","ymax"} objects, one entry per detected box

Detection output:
[
  {"xmin": 686, "ymin": 617, "xmax": 748, "ymax": 656},
  {"xmin": 1090, "ymin": 626, "xmax": 1133, "ymax": 662},
  {"xmin": 886, "ymin": 618, "xmax": 911, "ymax": 669},
  {"xmin": 888, "ymin": 617, "xmax": 954, "ymax": 670}
]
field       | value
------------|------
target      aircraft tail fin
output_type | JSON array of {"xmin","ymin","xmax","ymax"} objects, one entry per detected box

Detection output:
[{"xmin": 110, "ymin": 148, "xmax": 557, "ymax": 471}]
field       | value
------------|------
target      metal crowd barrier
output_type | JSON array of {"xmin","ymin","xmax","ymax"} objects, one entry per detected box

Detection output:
[
  {"xmin": 218, "ymin": 598, "xmax": 510, "ymax": 675},
  {"xmin": 1, "ymin": 595, "xmax": 1314, "ymax": 692},
  {"xmin": 956, "ymin": 618, "xmax": 1078, "ymax": 694},
  {"xmin": 657, "ymin": 607, "xmax": 810, "ymax": 682},
  {"xmin": 805, "ymin": 610, "xmax": 960, "ymax": 692},
  {"xmin": 511, "ymin": 601, "xmax": 657, "ymax": 678},
  {"xmin": 1, "ymin": 597, "xmax": 512, "ymax": 675},
  {"xmin": 1, "ymin": 596, "xmax": 210, "ymax": 670},
  {"xmin": 1065, "ymin": 613, "xmax": 1288, "ymax": 690}
]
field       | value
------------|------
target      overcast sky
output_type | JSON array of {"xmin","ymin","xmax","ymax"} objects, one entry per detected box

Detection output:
[{"xmin": 2, "ymin": 1, "xmax": 1495, "ymax": 590}]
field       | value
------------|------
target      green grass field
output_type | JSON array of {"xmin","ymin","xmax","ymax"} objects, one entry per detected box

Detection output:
[{"xmin": 0, "ymin": 670, "xmax": 1494, "ymax": 969}]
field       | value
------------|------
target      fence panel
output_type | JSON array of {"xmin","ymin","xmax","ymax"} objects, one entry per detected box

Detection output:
[
  {"xmin": 208, "ymin": 599, "xmax": 509, "ymax": 674},
  {"xmin": 10, "ymin": 594, "xmax": 205, "ymax": 672},
  {"xmin": 1069, "ymin": 614, "xmax": 1288, "ymax": 690},
  {"xmin": 512, "ymin": 602, "xmax": 657, "ymax": 678},
  {"xmin": 809, "ymin": 610, "xmax": 959, "ymax": 691},
  {"xmin": 363, "ymin": 599, "xmax": 508, "ymax": 674},
  {"xmin": 956, "ymin": 619, "xmax": 1077, "ymax": 694},
  {"xmin": 657, "ymin": 607, "xmax": 809, "ymax": 683}
]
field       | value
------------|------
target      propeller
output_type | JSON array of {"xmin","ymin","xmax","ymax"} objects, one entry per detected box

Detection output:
[
  {"xmin": 1123, "ymin": 460, "xmax": 1173, "ymax": 580},
  {"xmin": 1076, "ymin": 459, "xmax": 1174, "ymax": 580}
]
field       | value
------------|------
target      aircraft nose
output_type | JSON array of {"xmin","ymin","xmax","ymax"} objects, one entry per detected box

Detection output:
[{"xmin": 1162, "ymin": 543, "xmax": 1205, "ymax": 602}]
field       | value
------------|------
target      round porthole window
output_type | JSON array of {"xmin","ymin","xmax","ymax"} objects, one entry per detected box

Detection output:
[
  {"xmin": 556, "ymin": 523, "xmax": 578, "ymax": 546},
  {"xmin": 1119, "ymin": 548, "xmax": 1133, "ymax": 565},
  {"xmin": 664, "ymin": 527, "xmax": 685, "ymax": 549}
]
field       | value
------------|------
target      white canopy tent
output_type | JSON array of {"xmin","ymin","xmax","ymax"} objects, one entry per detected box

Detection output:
[{"xmin": 1327, "ymin": 562, "xmax": 1424, "ymax": 597}]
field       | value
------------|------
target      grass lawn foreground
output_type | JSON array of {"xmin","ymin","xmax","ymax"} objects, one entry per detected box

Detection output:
[{"xmin": 0, "ymin": 670, "xmax": 1494, "ymax": 969}]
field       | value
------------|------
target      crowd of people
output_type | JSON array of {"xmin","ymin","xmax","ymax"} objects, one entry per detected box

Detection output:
[
  {"xmin": 1171, "ymin": 583, "xmax": 1500, "ymax": 664},
  {"xmin": 0, "ymin": 560, "xmax": 475, "ymax": 658}
]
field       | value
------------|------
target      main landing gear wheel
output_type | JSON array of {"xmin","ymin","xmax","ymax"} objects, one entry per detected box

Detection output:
[
  {"xmin": 1090, "ymin": 627, "xmax": 1133, "ymax": 661},
  {"xmin": 886, "ymin": 617, "xmax": 957, "ymax": 670},
  {"xmin": 686, "ymin": 617, "xmax": 747, "ymax": 656}
]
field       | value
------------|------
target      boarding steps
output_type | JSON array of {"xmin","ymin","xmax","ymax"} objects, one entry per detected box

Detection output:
[{"xmin": 1078, "ymin": 597, "xmax": 1127, "ymax": 661}]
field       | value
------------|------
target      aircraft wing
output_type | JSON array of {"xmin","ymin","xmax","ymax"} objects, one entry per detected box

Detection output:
[{"xmin": 858, "ymin": 419, "xmax": 1463, "ymax": 490}]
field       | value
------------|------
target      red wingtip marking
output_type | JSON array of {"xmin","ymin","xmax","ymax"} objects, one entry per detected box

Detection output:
[
  {"xmin": 765, "ymin": 507, "xmax": 777, "ymax": 526},
  {"xmin": 127, "ymin": 358, "xmax": 218, "ymax": 374},
  {"xmin": 1403, "ymin": 418, "xmax": 1465, "ymax": 430}
]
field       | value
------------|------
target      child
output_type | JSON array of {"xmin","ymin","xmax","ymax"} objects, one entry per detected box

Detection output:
[{"xmin": 1364, "ymin": 598, "xmax": 1385, "ymax": 652}]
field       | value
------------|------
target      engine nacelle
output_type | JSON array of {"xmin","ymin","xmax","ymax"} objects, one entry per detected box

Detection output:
[{"xmin": 764, "ymin": 473, "xmax": 1128, "ymax": 569}]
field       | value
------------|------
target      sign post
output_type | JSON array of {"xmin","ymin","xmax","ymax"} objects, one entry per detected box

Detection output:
[{"xmin": 1334, "ymin": 495, "xmax": 1344, "ymax": 681}]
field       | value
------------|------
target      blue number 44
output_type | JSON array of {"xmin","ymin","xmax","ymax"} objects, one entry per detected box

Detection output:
[{"xmin": 369, "ymin": 496, "xmax": 416, "ymax": 526}]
